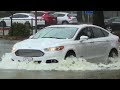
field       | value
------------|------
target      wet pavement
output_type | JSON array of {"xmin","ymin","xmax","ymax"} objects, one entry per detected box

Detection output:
[
  {"xmin": 0, "ymin": 39, "xmax": 120, "ymax": 79},
  {"xmin": 0, "ymin": 69, "xmax": 120, "ymax": 79}
]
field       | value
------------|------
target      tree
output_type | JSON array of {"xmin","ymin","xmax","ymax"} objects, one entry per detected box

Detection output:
[{"xmin": 92, "ymin": 11, "xmax": 105, "ymax": 28}]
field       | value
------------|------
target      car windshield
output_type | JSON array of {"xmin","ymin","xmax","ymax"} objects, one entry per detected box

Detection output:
[{"xmin": 32, "ymin": 27, "xmax": 78, "ymax": 39}]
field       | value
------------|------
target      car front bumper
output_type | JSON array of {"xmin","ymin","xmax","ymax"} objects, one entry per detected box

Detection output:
[{"xmin": 11, "ymin": 51, "xmax": 65, "ymax": 63}]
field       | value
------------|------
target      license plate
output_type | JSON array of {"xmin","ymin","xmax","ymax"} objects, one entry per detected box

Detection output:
[{"xmin": 23, "ymin": 57, "xmax": 33, "ymax": 62}]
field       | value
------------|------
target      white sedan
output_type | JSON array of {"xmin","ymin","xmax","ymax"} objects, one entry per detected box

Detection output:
[
  {"xmin": 0, "ymin": 13, "xmax": 45, "ymax": 27},
  {"xmin": 53, "ymin": 12, "xmax": 78, "ymax": 24},
  {"xmin": 11, "ymin": 24, "xmax": 120, "ymax": 64}
]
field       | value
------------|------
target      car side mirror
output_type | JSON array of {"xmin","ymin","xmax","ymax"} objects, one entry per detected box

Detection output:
[
  {"xmin": 29, "ymin": 35, "xmax": 33, "ymax": 39},
  {"xmin": 80, "ymin": 36, "xmax": 88, "ymax": 42}
]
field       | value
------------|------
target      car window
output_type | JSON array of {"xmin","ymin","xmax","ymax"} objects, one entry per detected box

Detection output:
[
  {"xmin": 75, "ymin": 27, "xmax": 93, "ymax": 40},
  {"xmin": 12, "ymin": 14, "xmax": 20, "ymax": 18},
  {"xmin": 31, "ymin": 12, "xmax": 44, "ymax": 16},
  {"xmin": 23, "ymin": 15, "xmax": 29, "ymax": 18},
  {"xmin": 37, "ymin": 12, "xmax": 44, "ymax": 16},
  {"xmin": 54, "ymin": 13, "xmax": 65, "ymax": 17},
  {"xmin": 113, "ymin": 18, "xmax": 120, "ymax": 22},
  {"xmin": 110, "ymin": 18, "xmax": 117, "ymax": 21},
  {"xmin": 101, "ymin": 29, "xmax": 109, "ymax": 37},
  {"xmin": 92, "ymin": 27, "xmax": 105, "ymax": 38},
  {"xmin": 48, "ymin": 13, "xmax": 55, "ymax": 17},
  {"xmin": 13, "ymin": 14, "xmax": 25, "ymax": 18},
  {"xmin": 67, "ymin": 14, "xmax": 75, "ymax": 17}
]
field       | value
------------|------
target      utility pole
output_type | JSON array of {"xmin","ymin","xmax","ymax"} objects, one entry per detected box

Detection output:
[
  {"xmin": 82, "ymin": 11, "xmax": 85, "ymax": 23},
  {"xmin": 35, "ymin": 11, "xmax": 37, "ymax": 33},
  {"xmin": 88, "ymin": 14, "xmax": 90, "ymax": 24},
  {"xmin": 8, "ymin": 11, "xmax": 14, "ymax": 36}
]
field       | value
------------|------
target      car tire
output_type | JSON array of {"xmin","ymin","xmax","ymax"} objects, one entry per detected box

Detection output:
[
  {"xmin": 105, "ymin": 49, "xmax": 118, "ymax": 64},
  {"xmin": 65, "ymin": 51, "xmax": 76, "ymax": 60},
  {"xmin": 109, "ymin": 49, "xmax": 118, "ymax": 58},
  {"xmin": 62, "ymin": 21, "xmax": 69, "ymax": 25},
  {"xmin": 0, "ymin": 21, "xmax": 6, "ymax": 27}
]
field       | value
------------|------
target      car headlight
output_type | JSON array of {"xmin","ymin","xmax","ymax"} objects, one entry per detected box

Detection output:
[
  {"xmin": 44, "ymin": 46, "xmax": 64, "ymax": 51},
  {"xmin": 12, "ymin": 46, "xmax": 16, "ymax": 53}
]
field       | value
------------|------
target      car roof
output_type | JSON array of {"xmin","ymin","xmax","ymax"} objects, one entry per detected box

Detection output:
[
  {"xmin": 48, "ymin": 24, "xmax": 100, "ymax": 29},
  {"xmin": 31, "ymin": 11, "xmax": 47, "ymax": 13},
  {"xmin": 31, "ymin": 11, "xmax": 52, "ymax": 13},
  {"xmin": 13, "ymin": 13, "xmax": 32, "ymax": 16},
  {"xmin": 54, "ymin": 12, "xmax": 69, "ymax": 14}
]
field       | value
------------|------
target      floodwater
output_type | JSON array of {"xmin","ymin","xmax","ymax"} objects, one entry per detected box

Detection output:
[{"xmin": 0, "ymin": 39, "xmax": 120, "ymax": 79}]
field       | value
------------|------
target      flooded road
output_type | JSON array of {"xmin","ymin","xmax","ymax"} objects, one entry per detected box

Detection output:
[{"xmin": 0, "ymin": 39, "xmax": 120, "ymax": 79}]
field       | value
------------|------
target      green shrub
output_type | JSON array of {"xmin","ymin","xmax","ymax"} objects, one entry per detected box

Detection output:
[{"xmin": 9, "ymin": 22, "xmax": 32, "ymax": 37}]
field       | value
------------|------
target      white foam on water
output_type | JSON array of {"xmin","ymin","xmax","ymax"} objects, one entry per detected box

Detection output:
[{"xmin": 1, "ymin": 53, "xmax": 120, "ymax": 71}]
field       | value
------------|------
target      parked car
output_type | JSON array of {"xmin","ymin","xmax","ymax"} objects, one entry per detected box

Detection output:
[
  {"xmin": 0, "ymin": 13, "xmax": 45, "ymax": 27},
  {"xmin": 53, "ymin": 12, "xmax": 78, "ymax": 24},
  {"xmin": 105, "ymin": 17, "xmax": 120, "ymax": 37},
  {"xmin": 104, "ymin": 17, "xmax": 120, "ymax": 26},
  {"xmin": 30, "ymin": 11, "xmax": 57, "ymax": 26},
  {"xmin": 11, "ymin": 24, "xmax": 120, "ymax": 64}
]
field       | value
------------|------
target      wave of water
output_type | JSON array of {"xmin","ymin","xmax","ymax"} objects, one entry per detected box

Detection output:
[{"xmin": 0, "ymin": 53, "xmax": 120, "ymax": 71}]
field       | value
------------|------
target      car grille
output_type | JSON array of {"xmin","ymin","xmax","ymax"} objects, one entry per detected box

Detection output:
[{"xmin": 15, "ymin": 49, "xmax": 44, "ymax": 57}]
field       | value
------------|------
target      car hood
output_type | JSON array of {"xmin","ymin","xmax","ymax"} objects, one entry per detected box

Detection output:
[{"xmin": 14, "ymin": 38, "xmax": 71, "ymax": 50}]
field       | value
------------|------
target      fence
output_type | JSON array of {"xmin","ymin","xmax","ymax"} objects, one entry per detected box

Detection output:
[
  {"xmin": 0, "ymin": 18, "xmax": 90, "ymax": 37},
  {"xmin": 0, "ymin": 18, "xmax": 46, "ymax": 36}
]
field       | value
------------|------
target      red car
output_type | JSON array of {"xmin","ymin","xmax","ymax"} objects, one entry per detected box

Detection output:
[{"xmin": 31, "ymin": 11, "xmax": 57, "ymax": 26}]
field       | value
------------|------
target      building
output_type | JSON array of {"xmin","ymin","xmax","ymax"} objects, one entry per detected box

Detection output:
[{"xmin": 104, "ymin": 11, "xmax": 120, "ymax": 18}]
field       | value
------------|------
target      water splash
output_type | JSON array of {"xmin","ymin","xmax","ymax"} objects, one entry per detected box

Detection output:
[{"xmin": 0, "ymin": 53, "xmax": 120, "ymax": 71}]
